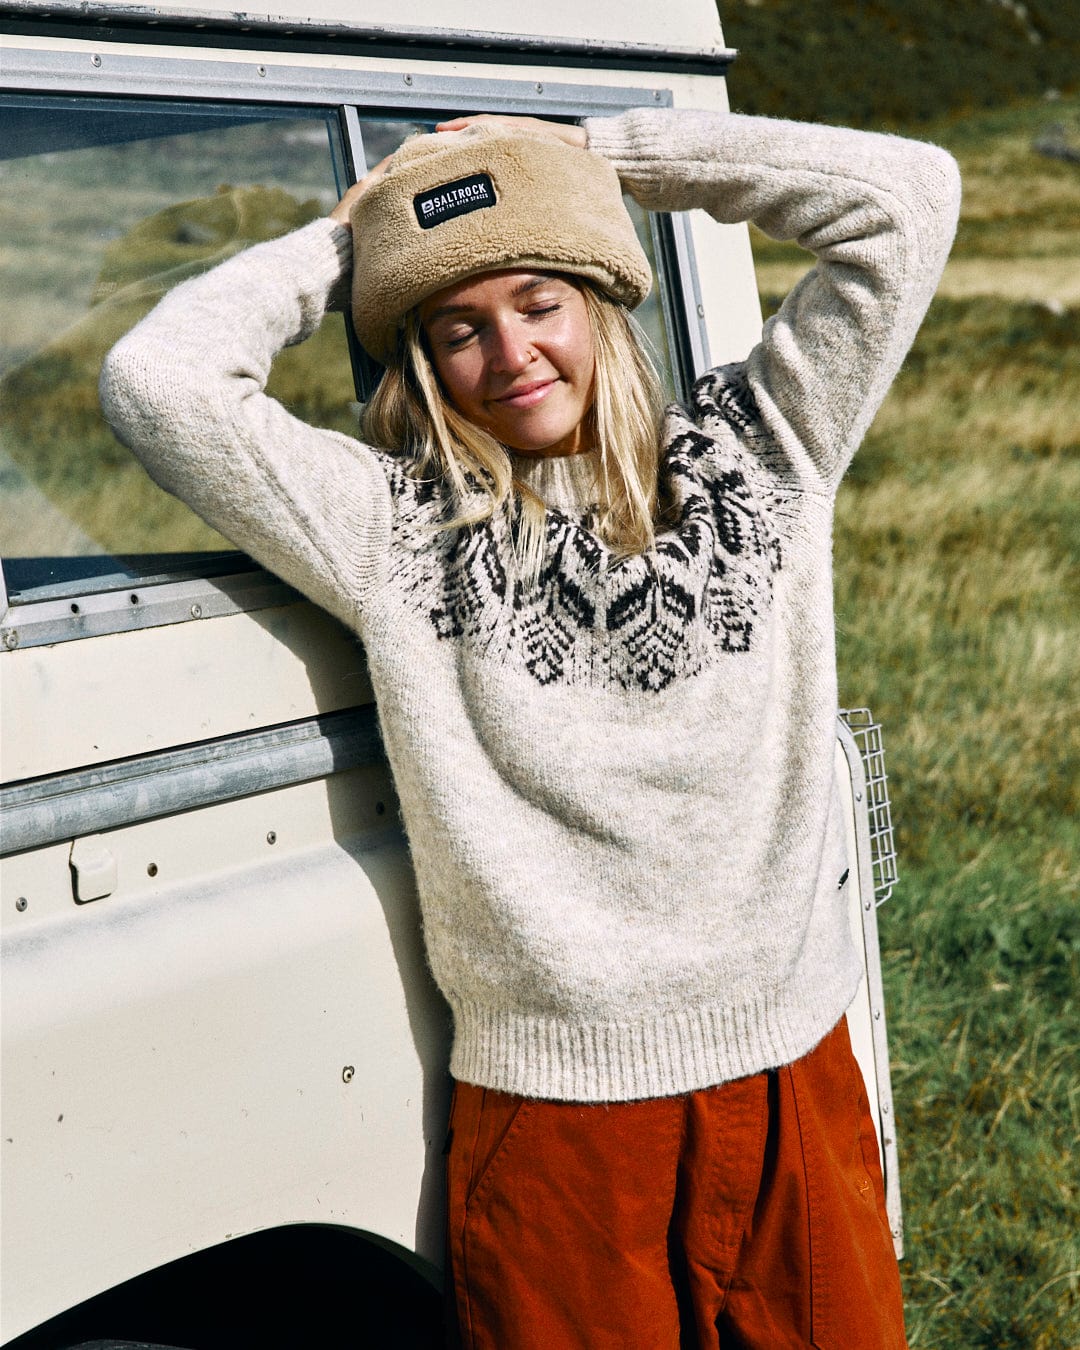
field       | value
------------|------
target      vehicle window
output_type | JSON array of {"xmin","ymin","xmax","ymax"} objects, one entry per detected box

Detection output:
[
  {"xmin": 0, "ymin": 97, "xmax": 355, "ymax": 604},
  {"xmin": 2, "ymin": 97, "xmax": 683, "ymax": 614}
]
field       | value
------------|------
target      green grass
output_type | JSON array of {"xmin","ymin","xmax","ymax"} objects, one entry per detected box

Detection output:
[
  {"xmin": 831, "ymin": 296, "xmax": 1079, "ymax": 1346},
  {"xmin": 719, "ymin": 0, "xmax": 1080, "ymax": 127},
  {"xmin": 770, "ymin": 97, "xmax": 1080, "ymax": 1350}
]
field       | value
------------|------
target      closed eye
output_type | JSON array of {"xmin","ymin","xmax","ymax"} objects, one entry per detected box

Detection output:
[
  {"xmin": 443, "ymin": 326, "xmax": 479, "ymax": 350},
  {"xmin": 440, "ymin": 302, "xmax": 562, "ymax": 350}
]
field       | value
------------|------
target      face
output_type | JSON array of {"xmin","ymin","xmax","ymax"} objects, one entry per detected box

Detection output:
[{"xmin": 419, "ymin": 270, "xmax": 595, "ymax": 458}]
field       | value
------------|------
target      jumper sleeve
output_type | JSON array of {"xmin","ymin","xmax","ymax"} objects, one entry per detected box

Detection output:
[
  {"xmin": 99, "ymin": 218, "xmax": 393, "ymax": 631},
  {"xmin": 584, "ymin": 109, "xmax": 961, "ymax": 492}
]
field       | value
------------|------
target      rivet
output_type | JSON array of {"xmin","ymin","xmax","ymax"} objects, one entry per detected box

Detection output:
[
  {"xmin": 874, "ymin": 1008, "xmax": 882, "ymax": 1020},
  {"xmin": 190, "ymin": 604, "xmax": 202, "ymax": 618},
  {"xmin": 882, "ymin": 1102, "xmax": 890, "ymax": 1114},
  {"xmin": 4, "ymin": 630, "xmax": 19, "ymax": 648},
  {"xmin": 256, "ymin": 65, "xmax": 266, "ymax": 76},
  {"xmin": 696, "ymin": 303, "xmax": 705, "ymax": 318},
  {"xmin": 147, "ymin": 863, "xmax": 158, "ymax": 877},
  {"xmin": 864, "ymin": 899, "xmax": 872, "ymax": 911},
  {"xmin": 90, "ymin": 54, "xmax": 102, "ymax": 67},
  {"xmin": 403, "ymin": 73, "xmax": 413, "ymax": 85},
  {"xmin": 536, "ymin": 82, "xmax": 544, "ymax": 93},
  {"xmin": 129, "ymin": 593, "xmax": 139, "ymax": 605},
  {"xmin": 266, "ymin": 831, "xmax": 277, "ymax": 845},
  {"xmin": 653, "ymin": 90, "xmax": 662, "ymax": 101},
  {"xmin": 855, "ymin": 790, "xmax": 863, "ymax": 801},
  {"xmin": 342, "ymin": 1065, "xmax": 355, "ymax": 1083},
  {"xmin": 70, "ymin": 602, "xmax": 80, "ymax": 614},
  {"xmin": 16, "ymin": 897, "xmax": 28, "ymax": 912}
]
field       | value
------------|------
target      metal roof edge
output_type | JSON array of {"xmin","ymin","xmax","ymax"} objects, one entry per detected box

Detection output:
[{"xmin": 0, "ymin": 2, "xmax": 737, "ymax": 71}]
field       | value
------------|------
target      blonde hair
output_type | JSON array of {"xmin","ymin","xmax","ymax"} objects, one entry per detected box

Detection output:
[{"xmin": 361, "ymin": 279, "xmax": 666, "ymax": 582}]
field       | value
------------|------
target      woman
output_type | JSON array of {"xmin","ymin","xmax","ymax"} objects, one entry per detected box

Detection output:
[{"xmin": 101, "ymin": 107, "xmax": 960, "ymax": 1348}]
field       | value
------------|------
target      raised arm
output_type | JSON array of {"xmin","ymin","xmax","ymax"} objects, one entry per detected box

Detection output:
[
  {"xmin": 584, "ymin": 108, "xmax": 961, "ymax": 491},
  {"xmin": 99, "ymin": 217, "xmax": 394, "ymax": 631}
]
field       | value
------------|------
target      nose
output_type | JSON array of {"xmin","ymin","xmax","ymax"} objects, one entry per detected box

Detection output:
[{"xmin": 485, "ymin": 318, "xmax": 534, "ymax": 375}]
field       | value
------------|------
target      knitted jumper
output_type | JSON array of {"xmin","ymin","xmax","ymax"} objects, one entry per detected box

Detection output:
[{"xmin": 100, "ymin": 109, "xmax": 960, "ymax": 1102}]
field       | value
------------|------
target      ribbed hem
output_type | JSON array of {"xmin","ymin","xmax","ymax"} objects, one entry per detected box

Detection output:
[{"xmin": 447, "ymin": 950, "xmax": 862, "ymax": 1102}]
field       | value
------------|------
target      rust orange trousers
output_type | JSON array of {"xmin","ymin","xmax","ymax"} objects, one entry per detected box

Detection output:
[{"xmin": 445, "ymin": 1019, "xmax": 908, "ymax": 1349}]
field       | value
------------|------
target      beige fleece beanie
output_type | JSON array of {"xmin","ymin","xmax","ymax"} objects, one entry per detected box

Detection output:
[{"xmin": 349, "ymin": 123, "xmax": 652, "ymax": 362}]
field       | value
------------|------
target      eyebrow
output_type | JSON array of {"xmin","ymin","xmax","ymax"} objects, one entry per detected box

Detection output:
[{"xmin": 423, "ymin": 275, "xmax": 559, "ymax": 323}]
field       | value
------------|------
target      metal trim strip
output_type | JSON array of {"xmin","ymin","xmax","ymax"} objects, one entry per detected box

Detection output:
[
  {"xmin": 1, "ymin": 705, "xmax": 385, "ymax": 855},
  {"xmin": 0, "ymin": 46, "xmax": 668, "ymax": 113},
  {"xmin": 1, "ymin": 570, "xmax": 301, "ymax": 651},
  {"xmin": 668, "ymin": 211, "xmax": 712, "ymax": 380}
]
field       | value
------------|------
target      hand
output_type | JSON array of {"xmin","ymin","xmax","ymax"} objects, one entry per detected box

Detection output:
[
  {"xmin": 435, "ymin": 114, "xmax": 587, "ymax": 150},
  {"xmin": 329, "ymin": 153, "xmax": 394, "ymax": 230},
  {"xmin": 328, "ymin": 116, "xmax": 588, "ymax": 230}
]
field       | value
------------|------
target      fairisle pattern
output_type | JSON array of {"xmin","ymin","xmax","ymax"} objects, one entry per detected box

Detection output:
[
  {"xmin": 692, "ymin": 362, "xmax": 763, "ymax": 435},
  {"xmin": 385, "ymin": 368, "xmax": 785, "ymax": 692}
]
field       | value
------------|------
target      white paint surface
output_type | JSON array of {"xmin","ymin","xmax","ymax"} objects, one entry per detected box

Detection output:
[
  {"xmin": 2, "ymin": 603, "xmax": 372, "ymax": 781},
  {"xmin": 1, "ymin": 770, "xmax": 451, "ymax": 1342},
  {"xmin": 114, "ymin": 0, "xmax": 727, "ymax": 49}
]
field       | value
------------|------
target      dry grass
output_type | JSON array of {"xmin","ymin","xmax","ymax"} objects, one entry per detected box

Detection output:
[
  {"xmin": 750, "ymin": 97, "xmax": 1080, "ymax": 313},
  {"xmin": 760, "ymin": 96, "xmax": 1080, "ymax": 1350},
  {"xmin": 753, "ymin": 256, "xmax": 1080, "ymax": 306}
]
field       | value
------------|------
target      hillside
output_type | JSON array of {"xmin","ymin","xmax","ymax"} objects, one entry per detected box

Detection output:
[
  {"xmin": 718, "ymin": 0, "xmax": 1080, "ymax": 126},
  {"xmin": 748, "ymin": 96, "xmax": 1080, "ymax": 308}
]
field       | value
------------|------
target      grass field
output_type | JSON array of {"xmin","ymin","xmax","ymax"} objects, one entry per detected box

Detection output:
[{"xmin": 770, "ymin": 98, "xmax": 1079, "ymax": 1350}]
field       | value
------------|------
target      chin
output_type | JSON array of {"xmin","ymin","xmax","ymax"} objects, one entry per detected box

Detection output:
[{"xmin": 505, "ymin": 424, "xmax": 587, "ymax": 458}]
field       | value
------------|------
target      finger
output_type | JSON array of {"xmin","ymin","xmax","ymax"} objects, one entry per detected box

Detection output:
[{"xmin": 435, "ymin": 114, "xmax": 585, "ymax": 148}]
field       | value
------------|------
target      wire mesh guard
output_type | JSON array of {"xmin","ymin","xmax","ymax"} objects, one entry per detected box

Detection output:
[{"xmin": 839, "ymin": 708, "xmax": 899, "ymax": 907}]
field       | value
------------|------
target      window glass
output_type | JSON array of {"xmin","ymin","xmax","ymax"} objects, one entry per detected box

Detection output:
[
  {"xmin": 0, "ymin": 97, "xmax": 354, "ymax": 604},
  {"xmin": 1, "ymin": 100, "xmax": 684, "ymax": 612}
]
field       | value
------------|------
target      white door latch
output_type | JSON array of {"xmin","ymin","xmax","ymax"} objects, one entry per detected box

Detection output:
[{"xmin": 69, "ymin": 835, "xmax": 118, "ymax": 903}]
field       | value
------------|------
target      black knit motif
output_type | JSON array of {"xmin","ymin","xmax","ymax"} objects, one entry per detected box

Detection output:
[
  {"xmin": 382, "ymin": 366, "xmax": 784, "ymax": 691},
  {"xmin": 691, "ymin": 362, "xmax": 763, "ymax": 434},
  {"xmin": 513, "ymin": 528, "xmax": 601, "ymax": 685}
]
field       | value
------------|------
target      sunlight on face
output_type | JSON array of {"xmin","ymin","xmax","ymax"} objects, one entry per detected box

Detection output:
[{"xmin": 420, "ymin": 270, "xmax": 595, "ymax": 458}]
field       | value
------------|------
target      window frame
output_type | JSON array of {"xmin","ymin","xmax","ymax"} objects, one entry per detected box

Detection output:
[{"xmin": 0, "ymin": 45, "xmax": 710, "ymax": 651}]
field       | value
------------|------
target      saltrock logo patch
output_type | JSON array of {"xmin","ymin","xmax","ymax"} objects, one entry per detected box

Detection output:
[{"xmin": 414, "ymin": 174, "xmax": 496, "ymax": 229}]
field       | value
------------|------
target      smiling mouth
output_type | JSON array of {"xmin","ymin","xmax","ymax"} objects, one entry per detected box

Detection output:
[{"xmin": 493, "ymin": 380, "xmax": 557, "ymax": 409}]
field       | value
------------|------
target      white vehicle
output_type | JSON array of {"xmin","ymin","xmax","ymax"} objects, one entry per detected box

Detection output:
[{"xmin": 0, "ymin": 2, "xmax": 902, "ymax": 1343}]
